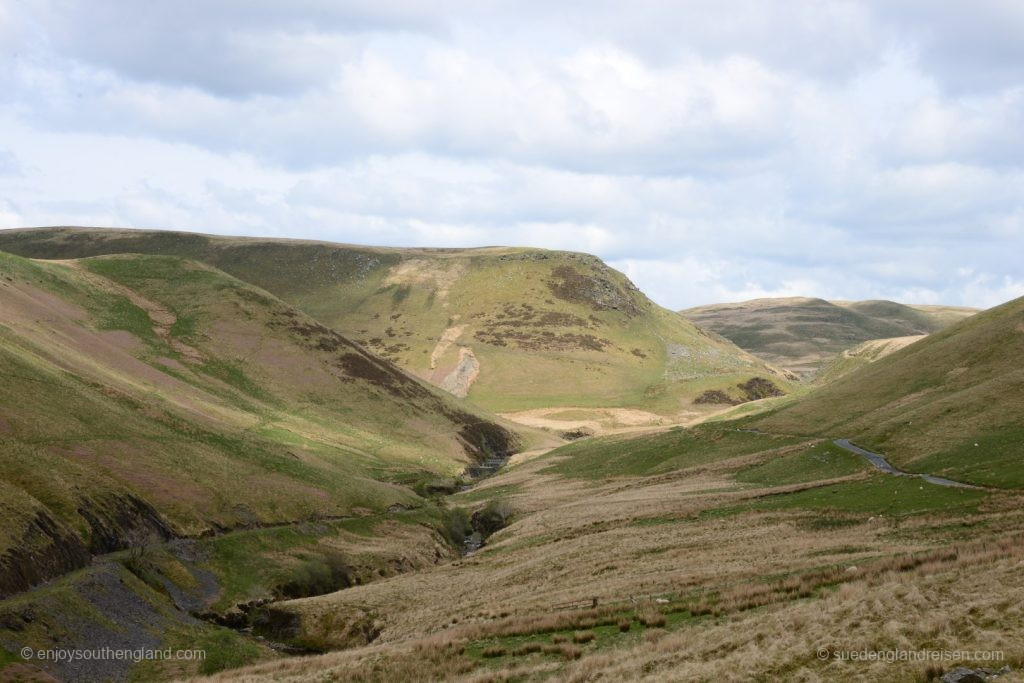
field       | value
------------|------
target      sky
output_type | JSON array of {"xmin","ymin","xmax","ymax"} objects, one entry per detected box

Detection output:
[{"xmin": 1, "ymin": 1, "xmax": 1023, "ymax": 309}]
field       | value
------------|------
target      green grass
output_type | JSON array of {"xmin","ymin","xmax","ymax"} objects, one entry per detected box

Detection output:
[
  {"xmin": 464, "ymin": 608, "xmax": 700, "ymax": 663},
  {"xmin": 734, "ymin": 442, "xmax": 869, "ymax": 486},
  {"xmin": 746, "ymin": 475, "xmax": 987, "ymax": 517},
  {"xmin": 757, "ymin": 295, "xmax": 1024, "ymax": 482},
  {"xmin": 0, "ymin": 648, "xmax": 20, "ymax": 668},
  {"xmin": 453, "ymin": 483, "xmax": 522, "ymax": 503},
  {"xmin": 197, "ymin": 506, "xmax": 465, "ymax": 610},
  {"xmin": 92, "ymin": 294, "xmax": 158, "ymax": 342},
  {"xmin": 541, "ymin": 428, "xmax": 802, "ymax": 480},
  {"xmin": 201, "ymin": 524, "xmax": 331, "ymax": 610},
  {"xmin": 184, "ymin": 626, "xmax": 268, "ymax": 676},
  {"xmin": 129, "ymin": 623, "xmax": 270, "ymax": 680},
  {"xmin": 170, "ymin": 314, "xmax": 198, "ymax": 339},
  {"xmin": 0, "ymin": 228, "xmax": 790, "ymax": 414},
  {"xmin": 902, "ymin": 425, "xmax": 1024, "ymax": 488},
  {"xmin": 198, "ymin": 358, "xmax": 274, "ymax": 402}
]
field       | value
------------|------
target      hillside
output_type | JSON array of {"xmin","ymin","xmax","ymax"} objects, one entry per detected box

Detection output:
[
  {"xmin": 681, "ymin": 297, "xmax": 975, "ymax": 377},
  {"xmin": 182, "ymin": 297, "xmax": 1024, "ymax": 682},
  {"xmin": 0, "ymin": 249, "xmax": 528, "ymax": 600},
  {"xmin": 814, "ymin": 334, "xmax": 926, "ymax": 384},
  {"xmin": 195, "ymin": 409, "xmax": 1022, "ymax": 682},
  {"xmin": 0, "ymin": 228, "xmax": 791, "ymax": 427},
  {"xmin": 756, "ymin": 295, "xmax": 1024, "ymax": 488}
]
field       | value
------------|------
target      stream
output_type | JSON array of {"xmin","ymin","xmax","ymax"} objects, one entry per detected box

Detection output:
[{"xmin": 833, "ymin": 438, "xmax": 982, "ymax": 489}]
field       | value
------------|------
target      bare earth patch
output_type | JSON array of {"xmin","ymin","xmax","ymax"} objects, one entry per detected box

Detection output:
[
  {"xmin": 384, "ymin": 258, "xmax": 467, "ymax": 305},
  {"xmin": 429, "ymin": 323, "xmax": 465, "ymax": 370},
  {"xmin": 439, "ymin": 347, "xmax": 480, "ymax": 398},
  {"xmin": 498, "ymin": 407, "xmax": 714, "ymax": 435}
]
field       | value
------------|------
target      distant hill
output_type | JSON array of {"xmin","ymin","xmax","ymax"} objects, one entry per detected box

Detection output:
[
  {"xmin": 0, "ymin": 228, "xmax": 791, "ymax": 422},
  {"xmin": 0, "ymin": 249, "xmax": 526, "ymax": 597},
  {"xmin": 756, "ymin": 295, "xmax": 1024, "ymax": 488},
  {"xmin": 681, "ymin": 297, "xmax": 976, "ymax": 377}
]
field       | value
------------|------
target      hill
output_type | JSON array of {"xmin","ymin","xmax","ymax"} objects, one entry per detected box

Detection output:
[
  {"xmin": 680, "ymin": 297, "xmax": 976, "ymax": 377},
  {"xmin": 184, "ymin": 295, "xmax": 1024, "ymax": 680},
  {"xmin": 755, "ymin": 295, "xmax": 1024, "ymax": 487},
  {"xmin": 0, "ymin": 249, "xmax": 528, "ymax": 600},
  {"xmin": 813, "ymin": 334, "xmax": 926, "ymax": 384},
  {"xmin": 0, "ymin": 228, "xmax": 792, "ymax": 428}
]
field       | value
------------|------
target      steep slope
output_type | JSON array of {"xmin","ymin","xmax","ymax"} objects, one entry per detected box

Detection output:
[
  {"xmin": 0, "ymin": 228, "xmax": 790, "ymax": 420},
  {"xmin": 681, "ymin": 296, "xmax": 975, "ymax": 377},
  {"xmin": 0, "ymin": 249, "xmax": 522, "ymax": 598},
  {"xmin": 756, "ymin": 295, "xmax": 1024, "ymax": 487}
]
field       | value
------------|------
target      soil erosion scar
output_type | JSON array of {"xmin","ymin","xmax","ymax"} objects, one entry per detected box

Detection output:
[{"xmin": 440, "ymin": 347, "xmax": 480, "ymax": 398}]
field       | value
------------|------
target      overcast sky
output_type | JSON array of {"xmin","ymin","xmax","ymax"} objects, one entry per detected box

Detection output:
[{"xmin": 1, "ymin": 1, "xmax": 1022, "ymax": 309}]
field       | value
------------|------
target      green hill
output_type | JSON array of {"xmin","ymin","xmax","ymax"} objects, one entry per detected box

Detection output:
[
  {"xmin": 681, "ymin": 296, "xmax": 975, "ymax": 377},
  {"xmin": 0, "ymin": 228, "xmax": 791, "ymax": 421},
  {"xmin": 755, "ymin": 295, "xmax": 1024, "ymax": 487},
  {"xmin": 0, "ymin": 249, "xmax": 526, "ymax": 598}
]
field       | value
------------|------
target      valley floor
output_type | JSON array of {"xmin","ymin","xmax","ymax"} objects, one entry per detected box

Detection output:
[{"xmin": 193, "ymin": 428, "xmax": 1024, "ymax": 682}]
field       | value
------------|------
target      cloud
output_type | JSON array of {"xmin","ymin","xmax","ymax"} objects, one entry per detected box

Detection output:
[{"xmin": 0, "ymin": 1, "xmax": 1021, "ymax": 311}]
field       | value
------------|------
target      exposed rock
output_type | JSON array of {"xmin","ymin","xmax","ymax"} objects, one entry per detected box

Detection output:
[
  {"xmin": 694, "ymin": 390, "xmax": 738, "ymax": 406},
  {"xmin": 941, "ymin": 666, "xmax": 1011, "ymax": 683},
  {"xmin": 0, "ymin": 510, "xmax": 90, "ymax": 599},
  {"xmin": 546, "ymin": 265, "xmax": 644, "ymax": 317},
  {"xmin": 560, "ymin": 427, "xmax": 595, "ymax": 441}
]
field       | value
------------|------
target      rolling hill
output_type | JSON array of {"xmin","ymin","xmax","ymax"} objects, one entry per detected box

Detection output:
[
  {"xmin": 0, "ymin": 248, "xmax": 528, "ymax": 600},
  {"xmin": 755, "ymin": 294, "xmax": 1024, "ymax": 487},
  {"xmin": 0, "ymin": 228, "xmax": 792, "ymax": 426},
  {"xmin": 1, "ymin": 233, "xmax": 1020, "ymax": 682},
  {"xmin": 680, "ymin": 297, "xmax": 976, "ymax": 377}
]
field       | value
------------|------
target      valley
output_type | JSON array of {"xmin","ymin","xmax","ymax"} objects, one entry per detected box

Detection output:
[{"xmin": 0, "ymin": 229, "xmax": 1020, "ymax": 683}]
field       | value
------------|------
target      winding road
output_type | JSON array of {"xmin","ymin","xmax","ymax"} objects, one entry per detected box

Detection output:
[{"xmin": 832, "ymin": 438, "xmax": 982, "ymax": 490}]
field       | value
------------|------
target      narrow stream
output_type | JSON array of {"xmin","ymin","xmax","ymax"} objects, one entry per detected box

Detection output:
[
  {"xmin": 462, "ymin": 453, "xmax": 510, "ymax": 480},
  {"xmin": 833, "ymin": 438, "xmax": 981, "ymax": 489}
]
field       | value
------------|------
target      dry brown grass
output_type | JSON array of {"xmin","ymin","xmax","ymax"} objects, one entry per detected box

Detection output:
[{"xmin": 194, "ymin": 436, "xmax": 1024, "ymax": 683}]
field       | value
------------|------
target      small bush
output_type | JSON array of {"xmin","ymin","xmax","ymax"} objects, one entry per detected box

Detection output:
[
  {"xmin": 618, "ymin": 619, "xmax": 631, "ymax": 632},
  {"xmin": 473, "ymin": 499, "xmax": 514, "ymax": 536},
  {"xmin": 572, "ymin": 630, "xmax": 595, "ymax": 644},
  {"xmin": 482, "ymin": 646, "xmax": 506, "ymax": 658},
  {"xmin": 552, "ymin": 634, "xmax": 568, "ymax": 644},
  {"xmin": 560, "ymin": 645, "xmax": 583, "ymax": 660},
  {"xmin": 543, "ymin": 643, "xmax": 583, "ymax": 659},
  {"xmin": 636, "ymin": 604, "xmax": 667, "ymax": 627},
  {"xmin": 512, "ymin": 642, "xmax": 543, "ymax": 656}
]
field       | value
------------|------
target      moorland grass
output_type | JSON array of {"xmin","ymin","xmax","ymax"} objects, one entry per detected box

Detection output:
[
  {"xmin": 541, "ymin": 428, "xmax": 802, "ymax": 480},
  {"xmin": 734, "ymin": 442, "xmax": 869, "ymax": 486}
]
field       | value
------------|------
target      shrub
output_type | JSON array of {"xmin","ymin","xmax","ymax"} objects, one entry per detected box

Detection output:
[
  {"xmin": 636, "ymin": 604, "xmax": 667, "ymax": 628},
  {"xmin": 512, "ymin": 642, "xmax": 543, "ymax": 656},
  {"xmin": 572, "ymin": 630, "xmax": 595, "ymax": 644}
]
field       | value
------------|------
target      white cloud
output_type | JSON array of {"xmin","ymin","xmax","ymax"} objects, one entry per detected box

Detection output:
[{"xmin": 0, "ymin": 1, "xmax": 1021, "ymax": 311}]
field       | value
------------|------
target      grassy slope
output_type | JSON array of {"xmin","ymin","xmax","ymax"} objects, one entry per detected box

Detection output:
[
  {"xmin": 681, "ymin": 297, "xmax": 975, "ymax": 377},
  {"xmin": 0, "ymin": 249, "xmax": 524, "ymax": 554},
  {"xmin": 213, "ymin": 417, "xmax": 1018, "ymax": 682},
  {"xmin": 0, "ymin": 228, "xmax": 790, "ymax": 414},
  {"xmin": 755, "ymin": 295, "xmax": 1024, "ymax": 487}
]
